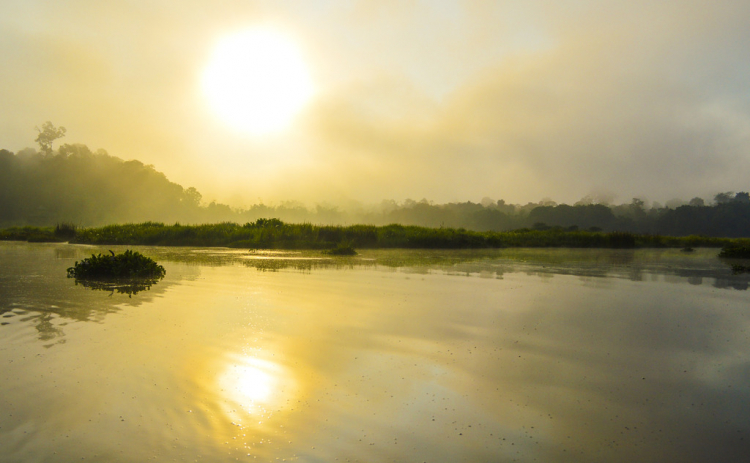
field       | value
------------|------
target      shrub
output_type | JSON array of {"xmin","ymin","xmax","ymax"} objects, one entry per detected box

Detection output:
[
  {"xmin": 719, "ymin": 244, "xmax": 750, "ymax": 259},
  {"xmin": 67, "ymin": 249, "xmax": 166, "ymax": 279},
  {"xmin": 54, "ymin": 222, "xmax": 77, "ymax": 239},
  {"xmin": 324, "ymin": 241, "xmax": 357, "ymax": 256}
]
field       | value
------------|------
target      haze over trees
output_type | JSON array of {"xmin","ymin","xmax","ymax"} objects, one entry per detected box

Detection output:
[{"xmin": 1, "ymin": 128, "xmax": 749, "ymax": 237}]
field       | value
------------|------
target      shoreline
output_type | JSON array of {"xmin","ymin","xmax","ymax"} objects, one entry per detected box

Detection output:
[{"xmin": 2, "ymin": 221, "xmax": 747, "ymax": 251}]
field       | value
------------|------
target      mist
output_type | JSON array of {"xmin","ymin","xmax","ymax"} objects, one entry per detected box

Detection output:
[{"xmin": 1, "ymin": 1, "xmax": 749, "ymax": 208}]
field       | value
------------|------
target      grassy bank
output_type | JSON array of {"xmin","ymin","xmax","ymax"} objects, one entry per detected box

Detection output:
[{"xmin": 2, "ymin": 219, "xmax": 747, "ymax": 250}]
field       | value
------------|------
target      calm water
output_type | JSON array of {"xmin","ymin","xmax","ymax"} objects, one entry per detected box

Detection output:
[{"xmin": 1, "ymin": 242, "xmax": 749, "ymax": 463}]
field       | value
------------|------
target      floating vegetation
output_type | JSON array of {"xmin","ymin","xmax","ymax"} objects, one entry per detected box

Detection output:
[
  {"xmin": 67, "ymin": 249, "xmax": 166, "ymax": 280},
  {"xmin": 719, "ymin": 244, "xmax": 750, "ymax": 259},
  {"xmin": 324, "ymin": 241, "xmax": 357, "ymax": 256},
  {"xmin": 731, "ymin": 264, "xmax": 750, "ymax": 275}
]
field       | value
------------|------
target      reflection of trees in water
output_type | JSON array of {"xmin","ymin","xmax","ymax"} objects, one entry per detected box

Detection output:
[
  {"xmin": 713, "ymin": 278, "xmax": 749, "ymax": 291},
  {"xmin": 55, "ymin": 247, "xmax": 78, "ymax": 259},
  {"xmin": 3, "ymin": 243, "xmax": 750, "ymax": 348},
  {"xmin": 1, "ymin": 308, "xmax": 67, "ymax": 348},
  {"xmin": 72, "ymin": 277, "xmax": 162, "ymax": 297},
  {"xmin": 172, "ymin": 248, "xmax": 750, "ymax": 290},
  {"xmin": 35, "ymin": 312, "xmax": 65, "ymax": 347}
]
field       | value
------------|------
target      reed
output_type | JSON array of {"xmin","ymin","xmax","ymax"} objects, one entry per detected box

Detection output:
[{"xmin": 3, "ymin": 220, "xmax": 742, "ymax": 250}]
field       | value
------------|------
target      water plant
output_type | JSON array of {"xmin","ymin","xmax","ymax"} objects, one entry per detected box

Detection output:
[
  {"xmin": 3, "ymin": 221, "xmax": 744, "ymax": 250},
  {"xmin": 54, "ymin": 222, "xmax": 77, "ymax": 240},
  {"xmin": 67, "ymin": 249, "xmax": 166, "ymax": 280},
  {"xmin": 731, "ymin": 264, "xmax": 750, "ymax": 274},
  {"xmin": 324, "ymin": 241, "xmax": 357, "ymax": 256},
  {"xmin": 719, "ymin": 244, "xmax": 750, "ymax": 259}
]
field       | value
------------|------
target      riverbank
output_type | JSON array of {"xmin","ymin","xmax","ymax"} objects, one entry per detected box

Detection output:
[{"xmin": 2, "ymin": 220, "xmax": 747, "ymax": 250}]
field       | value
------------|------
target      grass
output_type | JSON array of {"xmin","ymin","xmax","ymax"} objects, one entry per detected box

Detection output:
[
  {"xmin": 0, "ymin": 226, "xmax": 62, "ymax": 242},
  {"xmin": 3, "ymin": 219, "xmax": 747, "ymax": 250},
  {"xmin": 54, "ymin": 222, "xmax": 77, "ymax": 239},
  {"xmin": 67, "ymin": 249, "xmax": 166, "ymax": 280},
  {"xmin": 719, "ymin": 244, "xmax": 750, "ymax": 259},
  {"xmin": 0, "ymin": 222, "xmax": 77, "ymax": 242}
]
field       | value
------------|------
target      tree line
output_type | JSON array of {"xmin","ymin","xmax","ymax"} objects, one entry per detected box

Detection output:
[{"xmin": 1, "ymin": 123, "xmax": 749, "ymax": 237}]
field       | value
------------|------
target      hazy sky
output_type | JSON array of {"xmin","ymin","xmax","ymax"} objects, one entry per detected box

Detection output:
[{"xmin": 1, "ymin": 0, "xmax": 749, "ymax": 206}]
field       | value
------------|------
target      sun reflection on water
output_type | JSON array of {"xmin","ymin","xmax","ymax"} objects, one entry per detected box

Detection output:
[{"xmin": 218, "ymin": 354, "xmax": 290, "ymax": 416}]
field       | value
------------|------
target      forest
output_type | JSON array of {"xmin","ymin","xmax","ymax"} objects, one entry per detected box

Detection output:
[{"xmin": 1, "ymin": 136, "xmax": 750, "ymax": 237}]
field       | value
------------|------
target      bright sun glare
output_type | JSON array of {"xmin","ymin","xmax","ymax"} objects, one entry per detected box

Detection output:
[
  {"xmin": 219, "ymin": 356, "xmax": 279, "ymax": 413},
  {"xmin": 202, "ymin": 28, "xmax": 314, "ymax": 136}
]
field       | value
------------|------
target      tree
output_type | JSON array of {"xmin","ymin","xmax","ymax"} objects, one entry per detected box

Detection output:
[
  {"xmin": 183, "ymin": 187, "xmax": 202, "ymax": 206},
  {"xmin": 35, "ymin": 121, "xmax": 66, "ymax": 155},
  {"xmin": 688, "ymin": 197, "xmax": 705, "ymax": 207},
  {"xmin": 714, "ymin": 192, "xmax": 734, "ymax": 204}
]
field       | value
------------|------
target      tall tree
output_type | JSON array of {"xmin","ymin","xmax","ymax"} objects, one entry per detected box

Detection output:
[{"xmin": 34, "ymin": 121, "xmax": 66, "ymax": 155}]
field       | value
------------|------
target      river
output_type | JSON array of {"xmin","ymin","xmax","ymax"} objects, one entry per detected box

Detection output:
[{"xmin": 1, "ymin": 242, "xmax": 749, "ymax": 462}]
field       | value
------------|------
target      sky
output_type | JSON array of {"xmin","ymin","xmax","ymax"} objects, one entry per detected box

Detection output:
[{"xmin": 1, "ymin": 0, "xmax": 749, "ymax": 207}]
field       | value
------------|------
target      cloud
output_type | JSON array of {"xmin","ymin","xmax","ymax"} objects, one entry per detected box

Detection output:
[
  {"xmin": 1, "ymin": 1, "xmax": 749, "ymax": 205},
  {"xmin": 292, "ymin": 0, "xmax": 750, "ymax": 204}
]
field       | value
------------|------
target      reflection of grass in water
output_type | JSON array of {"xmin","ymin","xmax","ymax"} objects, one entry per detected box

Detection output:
[{"xmin": 72, "ymin": 278, "xmax": 160, "ymax": 297}]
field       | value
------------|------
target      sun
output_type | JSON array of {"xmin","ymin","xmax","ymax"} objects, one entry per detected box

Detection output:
[{"xmin": 202, "ymin": 27, "xmax": 314, "ymax": 136}]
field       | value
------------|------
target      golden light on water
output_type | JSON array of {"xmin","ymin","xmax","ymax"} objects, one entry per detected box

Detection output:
[
  {"xmin": 218, "ymin": 355, "xmax": 288, "ymax": 414},
  {"xmin": 202, "ymin": 27, "xmax": 314, "ymax": 136}
]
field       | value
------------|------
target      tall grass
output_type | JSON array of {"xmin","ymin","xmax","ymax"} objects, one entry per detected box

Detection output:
[{"xmin": 3, "ymin": 220, "xmax": 744, "ymax": 250}]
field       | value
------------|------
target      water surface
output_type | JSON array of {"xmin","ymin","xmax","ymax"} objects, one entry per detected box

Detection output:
[{"xmin": 1, "ymin": 242, "xmax": 749, "ymax": 462}]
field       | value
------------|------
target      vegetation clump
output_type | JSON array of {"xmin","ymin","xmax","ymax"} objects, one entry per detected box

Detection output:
[
  {"xmin": 54, "ymin": 222, "xmax": 77, "ymax": 240},
  {"xmin": 4, "ymin": 221, "xmax": 745, "ymax": 250},
  {"xmin": 731, "ymin": 264, "xmax": 750, "ymax": 275},
  {"xmin": 324, "ymin": 241, "xmax": 357, "ymax": 256},
  {"xmin": 67, "ymin": 249, "xmax": 165, "ymax": 280},
  {"xmin": 718, "ymin": 244, "xmax": 750, "ymax": 259}
]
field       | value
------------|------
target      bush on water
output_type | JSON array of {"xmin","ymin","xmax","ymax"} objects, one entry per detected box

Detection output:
[
  {"xmin": 67, "ymin": 249, "xmax": 165, "ymax": 280},
  {"xmin": 324, "ymin": 241, "xmax": 357, "ymax": 256},
  {"xmin": 719, "ymin": 244, "xmax": 750, "ymax": 259}
]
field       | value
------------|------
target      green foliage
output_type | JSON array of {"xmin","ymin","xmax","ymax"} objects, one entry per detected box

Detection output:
[
  {"xmin": 0, "ymin": 144, "xmax": 205, "ymax": 227},
  {"xmin": 35, "ymin": 121, "xmax": 66, "ymax": 155},
  {"xmin": 6, "ymin": 220, "xmax": 727, "ymax": 250},
  {"xmin": 0, "ymin": 226, "xmax": 61, "ymax": 242},
  {"xmin": 54, "ymin": 222, "xmax": 77, "ymax": 239},
  {"xmin": 324, "ymin": 241, "xmax": 358, "ymax": 255},
  {"xmin": 26, "ymin": 233, "xmax": 64, "ymax": 243},
  {"xmin": 3, "ymin": 136, "xmax": 750, "ymax": 237},
  {"xmin": 719, "ymin": 244, "xmax": 750, "ymax": 259},
  {"xmin": 606, "ymin": 232, "xmax": 637, "ymax": 248},
  {"xmin": 67, "ymin": 249, "xmax": 166, "ymax": 280}
]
